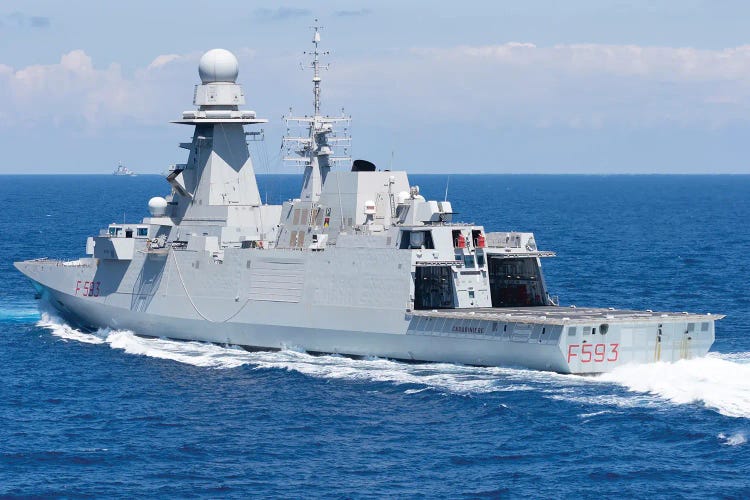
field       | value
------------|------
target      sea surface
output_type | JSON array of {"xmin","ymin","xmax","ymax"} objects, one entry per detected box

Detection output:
[{"xmin": 1, "ymin": 174, "xmax": 749, "ymax": 498}]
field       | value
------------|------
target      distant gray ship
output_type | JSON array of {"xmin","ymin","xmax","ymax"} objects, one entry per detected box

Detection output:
[
  {"xmin": 15, "ymin": 26, "xmax": 722, "ymax": 373},
  {"xmin": 113, "ymin": 162, "xmax": 136, "ymax": 176}
]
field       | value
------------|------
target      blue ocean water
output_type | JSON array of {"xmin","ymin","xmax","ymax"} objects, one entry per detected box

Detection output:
[{"xmin": 1, "ymin": 174, "xmax": 749, "ymax": 498}]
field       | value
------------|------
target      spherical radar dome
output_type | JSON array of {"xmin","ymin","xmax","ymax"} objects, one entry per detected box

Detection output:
[
  {"xmin": 198, "ymin": 48, "xmax": 239, "ymax": 84},
  {"xmin": 148, "ymin": 197, "xmax": 168, "ymax": 217}
]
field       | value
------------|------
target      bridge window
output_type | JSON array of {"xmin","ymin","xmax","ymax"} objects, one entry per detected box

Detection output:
[{"xmin": 476, "ymin": 251, "xmax": 485, "ymax": 268}]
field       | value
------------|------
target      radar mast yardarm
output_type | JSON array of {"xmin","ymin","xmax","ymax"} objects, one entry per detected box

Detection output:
[{"xmin": 283, "ymin": 20, "xmax": 351, "ymax": 209}]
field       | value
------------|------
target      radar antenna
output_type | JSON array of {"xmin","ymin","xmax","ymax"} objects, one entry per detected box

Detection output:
[
  {"xmin": 308, "ymin": 20, "xmax": 328, "ymax": 116},
  {"xmin": 282, "ymin": 19, "xmax": 351, "ymax": 205}
]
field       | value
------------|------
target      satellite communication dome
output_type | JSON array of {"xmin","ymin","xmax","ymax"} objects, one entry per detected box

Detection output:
[
  {"xmin": 198, "ymin": 49, "xmax": 239, "ymax": 83},
  {"xmin": 148, "ymin": 197, "xmax": 168, "ymax": 217}
]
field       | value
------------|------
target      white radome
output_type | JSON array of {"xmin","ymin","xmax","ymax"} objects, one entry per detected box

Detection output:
[
  {"xmin": 198, "ymin": 49, "xmax": 239, "ymax": 84},
  {"xmin": 148, "ymin": 196, "xmax": 168, "ymax": 217}
]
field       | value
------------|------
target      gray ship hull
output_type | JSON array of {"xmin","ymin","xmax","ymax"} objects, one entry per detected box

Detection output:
[{"xmin": 15, "ymin": 253, "xmax": 718, "ymax": 374}]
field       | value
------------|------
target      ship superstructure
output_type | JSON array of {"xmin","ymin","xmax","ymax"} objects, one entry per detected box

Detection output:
[{"xmin": 14, "ymin": 26, "xmax": 723, "ymax": 374}]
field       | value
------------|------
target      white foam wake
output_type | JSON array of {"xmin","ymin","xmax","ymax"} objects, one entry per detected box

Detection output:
[
  {"xmin": 244, "ymin": 349, "xmax": 576, "ymax": 394},
  {"xmin": 38, "ymin": 314, "xmax": 106, "ymax": 345},
  {"xmin": 35, "ymin": 314, "xmax": 579, "ymax": 394},
  {"xmin": 38, "ymin": 313, "xmax": 254, "ymax": 368},
  {"xmin": 718, "ymin": 432, "xmax": 747, "ymax": 446},
  {"xmin": 598, "ymin": 353, "xmax": 750, "ymax": 419}
]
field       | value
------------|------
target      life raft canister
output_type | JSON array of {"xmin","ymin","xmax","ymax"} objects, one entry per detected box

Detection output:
[
  {"xmin": 477, "ymin": 233, "xmax": 486, "ymax": 248},
  {"xmin": 456, "ymin": 234, "xmax": 466, "ymax": 248}
]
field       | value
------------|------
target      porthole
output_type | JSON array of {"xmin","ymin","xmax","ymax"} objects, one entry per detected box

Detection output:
[{"xmin": 600, "ymin": 323, "xmax": 609, "ymax": 335}]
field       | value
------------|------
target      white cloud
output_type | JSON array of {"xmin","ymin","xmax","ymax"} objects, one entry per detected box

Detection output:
[
  {"xmin": 0, "ymin": 50, "xmax": 201, "ymax": 128},
  {"xmin": 327, "ymin": 42, "xmax": 750, "ymax": 130},
  {"xmin": 3, "ymin": 43, "xmax": 750, "ymax": 133},
  {"xmin": 147, "ymin": 54, "xmax": 183, "ymax": 70},
  {"xmin": 412, "ymin": 43, "xmax": 750, "ymax": 81}
]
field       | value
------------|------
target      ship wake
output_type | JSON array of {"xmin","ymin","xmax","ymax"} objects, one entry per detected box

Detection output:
[
  {"xmin": 596, "ymin": 353, "xmax": 750, "ymax": 419},
  {"xmin": 38, "ymin": 314, "xmax": 253, "ymax": 369},
  {"xmin": 35, "ymin": 314, "xmax": 750, "ymax": 419},
  {"xmin": 34, "ymin": 314, "xmax": 580, "ymax": 393}
]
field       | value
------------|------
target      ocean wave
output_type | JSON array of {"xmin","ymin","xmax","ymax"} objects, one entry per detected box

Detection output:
[
  {"xmin": 718, "ymin": 432, "xmax": 747, "ymax": 446},
  {"xmin": 548, "ymin": 390, "xmax": 662, "ymax": 411},
  {"xmin": 712, "ymin": 351, "xmax": 750, "ymax": 363},
  {"xmin": 577, "ymin": 410, "xmax": 616, "ymax": 419},
  {"xmin": 0, "ymin": 305, "xmax": 41, "ymax": 322}
]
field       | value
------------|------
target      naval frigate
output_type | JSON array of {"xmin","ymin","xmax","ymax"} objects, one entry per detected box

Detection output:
[
  {"xmin": 15, "ymin": 26, "xmax": 723, "ymax": 374},
  {"xmin": 113, "ymin": 162, "xmax": 136, "ymax": 176}
]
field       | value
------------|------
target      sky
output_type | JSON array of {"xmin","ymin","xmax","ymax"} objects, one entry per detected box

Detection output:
[{"xmin": 1, "ymin": 0, "xmax": 750, "ymax": 174}]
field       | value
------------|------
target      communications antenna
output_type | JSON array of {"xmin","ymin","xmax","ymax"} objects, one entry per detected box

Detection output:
[{"xmin": 282, "ymin": 19, "xmax": 351, "ymax": 204}]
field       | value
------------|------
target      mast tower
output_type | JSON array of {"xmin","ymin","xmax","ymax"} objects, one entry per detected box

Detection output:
[{"xmin": 283, "ymin": 20, "xmax": 351, "ymax": 205}]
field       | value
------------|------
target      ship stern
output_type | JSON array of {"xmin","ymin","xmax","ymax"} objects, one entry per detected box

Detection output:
[{"xmin": 559, "ymin": 316, "xmax": 719, "ymax": 375}]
